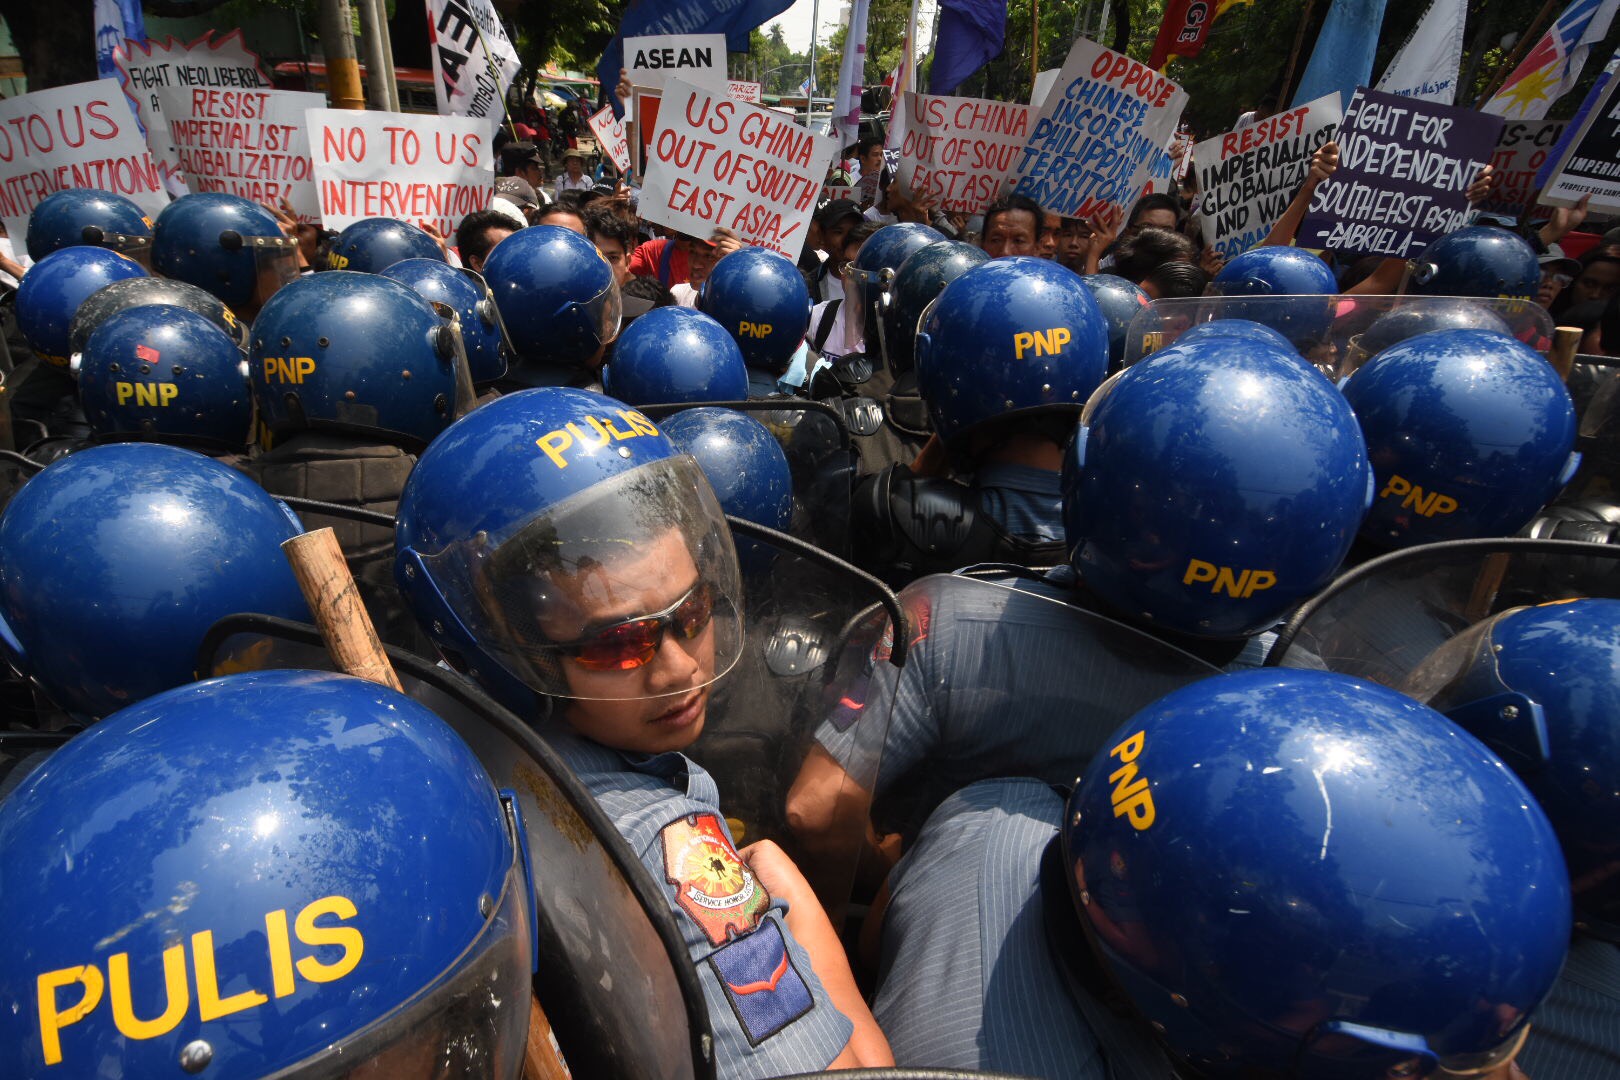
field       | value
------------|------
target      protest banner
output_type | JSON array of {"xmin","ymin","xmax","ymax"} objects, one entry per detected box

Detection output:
[
  {"xmin": 1540, "ymin": 73, "xmax": 1620, "ymax": 213},
  {"xmin": 1011, "ymin": 38, "xmax": 1188, "ymax": 220},
  {"xmin": 1298, "ymin": 87, "xmax": 1501, "ymax": 258},
  {"xmin": 1031, "ymin": 68, "xmax": 1061, "ymax": 108},
  {"xmin": 427, "ymin": 0, "xmax": 521, "ymax": 134},
  {"xmin": 159, "ymin": 86, "xmax": 322, "ymax": 222},
  {"xmin": 894, "ymin": 91, "xmax": 1033, "ymax": 214},
  {"xmin": 1194, "ymin": 93, "xmax": 1341, "ymax": 258},
  {"xmin": 113, "ymin": 30, "xmax": 270, "ymax": 194},
  {"xmin": 631, "ymin": 87, "xmax": 662, "ymax": 177},
  {"xmin": 728, "ymin": 81, "xmax": 763, "ymax": 103},
  {"xmin": 307, "ymin": 109, "xmax": 491, "ymax": 235},
  {"xmin": 625, "ymin": 34, "xmax": 727, "ymax": 92},
  {"xmin": 0, "ymin": 80, "xmax": 168, "ymax": 250},
  {"xmin": 640, "ymin": 77, "xmax": 838, "ymax": 255},
  {"xmin": 1481, "ymin": 121, "xmax": 1565, "ymax": 216},
  {"xmin": 588, "ymin": 105, "xmax": 632, "ymax": 174}
]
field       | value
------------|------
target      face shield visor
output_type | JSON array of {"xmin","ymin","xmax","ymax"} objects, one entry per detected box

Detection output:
[
  {"xmin": 459, "ymin": 267, "xmax": 517, "ymax": 382},
  {"xmin": 837, "ymin": 262, "xmax": 894, "ymax": 362},
  {"xmin": 235, "ymin": 233, "xmax": 302, "ymax": 317},
  {"xmin": 82, "ymin": 227, "xmax": 153, "ymax": 268},
  {"xmin": 425, "ymin": 300, "xmax": 481, "ymax": 423},
  {"xmin": 421, "ymin": 456, "xmax": 744, "ymax": 702}
]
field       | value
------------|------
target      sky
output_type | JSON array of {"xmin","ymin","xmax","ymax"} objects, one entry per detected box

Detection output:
[{"xmin": 769, "ymin": 0, "xmax": 938, "ymax": 55}]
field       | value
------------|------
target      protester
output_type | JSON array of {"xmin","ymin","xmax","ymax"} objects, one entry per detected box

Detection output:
[
  {"xmin": 978, "ymin": 193, "xmax": 1045, "ymax": 258},
  {"xmin": 534, "ymin": 203, "xmax": 587, "ymax": 235},
  {"xmin": 455, "ymin": 209, "xmax": 518, "ymax": 272},
  {"xmin": 805, "ymin": 198, "xmax": 864, "ymax": 302},
  {"xmin": 555, "ymin": 149, "xmax": 594, "ymax": 196},
  {"xmin": 583, "ymin": 204, "xmax": 636, "ymax": 285},
  {"xmin": 499, "ymin": 141, "xmax": 547, "ymax": 191}
]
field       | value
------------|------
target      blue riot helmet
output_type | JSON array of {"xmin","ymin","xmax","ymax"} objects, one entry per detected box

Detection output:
[
  {"xmin": 697, "ymin": 246, "xmax": 811, "ymax": 372},
  {"xmin": 1079, "ymin": 273, "xmax": 1151, "ymax": 371},
  {"xmin": 326, "ymin": 215, "xmax": 447, "ymax": 272},
  {"xmin": 1409, "ymin": 225, "xmax": 1540, "ymax": 300},
  {"xmin": 1063, "ymin": 668, "xmax": 1570, "ymax": 1079},
  {"xmin": 1064, "ymin": 338, "xmax": 1369, "ymax": 638},
  {"xmin": 603, "ymin": 306, "xmax": 748, "ymax": 406},
  {"xmin": 14, "ymin": 245, "xmax": 147, "ymax": 366},
  {"xmin": 1403, "ymin": 598, "xmax": 1620, "ymax": 939},
  {"xmin": 1208, "ymin": 246, "xmax": 1337, "ymax": 345},
  {"xmin": 483, "ymin": 224, "xmax": 622, "ymax": 376},
  {"xmin": 26, "ymin": 188, "xmax": 152, "ymax": 263},
  {"xmin": 1341, "ymin": 328, "xmax": 1579, "ymax": 548},
  {"xmin": 839, "ymin": 223, "xmax": 943, "ymax": 365},
  {"xmin": 885, "ymin": 239, "xmax": 988, "ymax": 373},
  {"xmin": 1173, "ymin": 317, "xmax": 1294, "ymax": 352},
  {"xmin": 0, "ymin": 668, "xmax": 533, "ymax": 1078},
  {"xmin": 1354, "ymin": 301, "xmax": 1512, "ymax": 359},
  {"xmin": 69, "ymin": 275, "xmax": 250, "ymax": 355},
  {"xmin": 0, "ymin": 443, "xmax": 308, "ymax": 719},
  {"xmin": 77, "ymin": 306, "xmax": 252, "ymax": 450},
  {"xmin": 395, "ymin": 387, "xmax": 744, "ymax": 716},
  {"xmin": 662, "ymin": 407, "xmax": 793, "ymax": 531},
  {"xmin": 381, "ymin": 257, "xmax": 512, "ymax": 385},
  {"xmin": 150, "ymin": 192, "xmax": 300, "ymax": 316},
  {"xmin": 249, "ymin": 271, "xmax": 475, "ymax": 451},
  {"xmin": 915, "ymin": 256, "xmax": 1108, "ymax": 450}
]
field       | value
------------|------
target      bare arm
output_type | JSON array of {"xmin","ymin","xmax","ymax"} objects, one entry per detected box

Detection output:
[
  {"xmin": 1083, "ymin": 205, "xmax": 1123, "ymax": 276},
  {"xmin": 1263, "ymin": 140, "xmax": 1337, "ymax": 248}
]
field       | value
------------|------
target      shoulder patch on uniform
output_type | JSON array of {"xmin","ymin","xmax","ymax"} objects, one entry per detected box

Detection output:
[
  {"xmin": 661, "ymin": 813, "xmax": 770, "ymax": 946},
  {"xmin": 708, "ymin": 919, "xmax": 814, "ymax": 1045}
]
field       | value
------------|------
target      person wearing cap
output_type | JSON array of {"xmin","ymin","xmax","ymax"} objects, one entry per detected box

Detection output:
[
  {"xmin": 495, "ymin": 176, "xmax": 545, "ymax": 223},
  {"xmin": 555, "ymin": 149, "xmax": 594, "ymax": 196},
  {"xmin": 500, "ymin": 141, "xmax": 546, "ymax": 192},
  {"xmin": 1538, "ymin": 244, "xmax": 1582, "ymax": 311},
  {"xmin": 806, "ymin": 198, "xmax": 863, "ymax": 303}
]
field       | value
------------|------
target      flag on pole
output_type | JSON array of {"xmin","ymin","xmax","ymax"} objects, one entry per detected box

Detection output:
[
  {"xmin": 830, "ymin": 0, "xmax": 872, "ymax": 149},
  {"xmin": 1483, "ymin": 0, "xmax": 1620, "ymax": 120},
  {"xmin": 928, "ymin": 0, "xmax": 1005, "ymax": 94},
  {"xmin": 1375, "ymin": 0, "xmax": 1467, "ymax": 102},
  {"xmin": 1290, "ymin": 0, "xmax": 1391, "ymax": 109},
  {"xmin": 885, "ymin": 0, "xmax": 923, "ymax": 151},
  {"xmin": 426, "ymin": 0, "xmax": 522, "ymax": 133},
  {"xmin": 1148, "ymin": 0, "xmax": 1250, "ymax": 70},
  {"xmin": 94, "ymin": 0, "xmax": 146, "ymax": 79},
  {"xmin": 597, "ymin": 0, "xmax": 797, "ymax": 117}
]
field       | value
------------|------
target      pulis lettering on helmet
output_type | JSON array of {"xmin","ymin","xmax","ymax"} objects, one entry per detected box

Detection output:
[
  {"xmin": 535, "ymin": 409, "xmax": 661, "ymax": 468},
  {"xmin": 1012, "ymin": 327, "xmax": 1071, "ymax": 360},
  {"xmin": 34, "ymin": 894, "xmax": 364, "ymax": 1067},
  {"xmin": 263, "ymin": 356, "xmax": 317, "ymax": 384},
  {"xmin": 115, "ymin": 381, "xmax": 179, "ymax": 407},
  {"xmin": 1182, "ymin": 558, "xmax": 1277, "ymax": 598},
  {"xmin": 1379, "ymin": 475, "xmax": 1458, "ymax": 518},
  {"xmin": 1108, "ymin": 730, "xmax": 1156, "ymax": 830},
  {"xmin": 738, "ymin": 321, "xmax": 773, "ymax": 339}
]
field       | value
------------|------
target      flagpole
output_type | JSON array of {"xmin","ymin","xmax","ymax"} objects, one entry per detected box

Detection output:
[
  {"xmin": 468, "ymin": 14, "xmax": 519, "ymax": 142},
  {"xmin": 1031, "ymin": 0, "xmax": 1040, "ymax": 88},
  {"xmin": 1475, "ymin": 0, "xmax": 1558, "ymax": 106},
  {"xmin": 807, "ymin": 0, "xmax": 821, "ymax": 128}
]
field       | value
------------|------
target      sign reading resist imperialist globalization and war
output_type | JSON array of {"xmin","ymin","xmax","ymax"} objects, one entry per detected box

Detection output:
[
  {"xmin": 894, "ymin": 92, "xmax": 1032, "ymax": 214},
  {"xmin": 307, "ymin": 109, "xmax": 491, "ymax": 235},
  {"xmin": 0, "ymin": 81, "xmax": 169, "ymax": 250},
  {"xmin": 1011, "ymin": 38, "xmax": 1188, "ymax": 220},
  {"xmin": 1299, "ymin": 87, "xmax": 1502, "ymax": 258},
  {"xmin": 1194, "ymin": 93, "xmax": 1341, "ymax": 258},
  {"xmin": 426, "ymin": 0, "xmax": 522, "ymax": 134},
  {"xmin": 1541, "ymin": 73, "xmax": 1620, "ymax": 214},
  {"xmin": 1482, "ymin": 121, "xmax": 1565, "ymax": 216},
  {"xmin": 640, "ymin": 77, "xmax": 838, "ymax": 255},
  {"xmin": 588, "ymin": 105, "xmax": 632, "ymax": 174},
  {"xmin": 625, "ymin": 34, "xmax": 728, "ymax": 92},
  {"xmin": 158, "ymin": 86, "xmax": 323, "ymax": 222}
]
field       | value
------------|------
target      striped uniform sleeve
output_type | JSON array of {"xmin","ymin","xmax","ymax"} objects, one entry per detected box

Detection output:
[{"xmin": 1518, "ymin": 935, "xmax": 1620, "ymax": 1080}]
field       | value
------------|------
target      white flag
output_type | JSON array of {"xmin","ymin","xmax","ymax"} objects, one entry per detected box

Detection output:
[
  {"xmin": 425, "ymin": 0, "xmax": 522, "ymax": 132},
  {"xmin": 1375, "ymin": 0, "xmax": 1467, "ymax": 103},
  {"xmin": 829, "ymin": 0, "xmax": 871, "ymax": 147}
]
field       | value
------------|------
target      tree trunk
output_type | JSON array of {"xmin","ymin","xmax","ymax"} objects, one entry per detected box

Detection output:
[
  {"xmin": 0, "ymin": 0, "xmax": 97, "ymax": 89},
  {"xmin": 1109, "ymin": 0, "xmax": 1129, "ymax": 54}
]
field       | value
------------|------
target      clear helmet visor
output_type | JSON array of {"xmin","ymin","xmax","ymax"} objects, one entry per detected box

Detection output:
[
  {"xmin": 422, "ymin": 456, "xmax": 744, "ymax": 701},
  {"xmin": 244, "ymin": 234, "xmax": 302, "ymax": 314},
  {"xmin": 460, "ymin": 266, "xmax": 518, "ymax": 371},
  {"xmin": 424, "ymin": 300, "xmax": 481, "ymax": 421},
  {"xmin": 86, "ymin": 230, "xmax": 152, "ymax": 268},
  {"xmin": 577, "ymin": 275, "xmax": 623, "ymax": 349},
  {"xmin": 837, "ymin": 263, "xmax": 893, "ymax": 360}
]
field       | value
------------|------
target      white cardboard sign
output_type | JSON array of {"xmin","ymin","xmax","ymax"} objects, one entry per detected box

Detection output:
[{"xmin": 307, "ymin": 109, "xmax": 491, "ymax": 235}]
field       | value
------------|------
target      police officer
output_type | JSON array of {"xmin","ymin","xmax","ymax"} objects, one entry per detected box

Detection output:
[
  {"xmin": 151, "ymin": 193, "xmax": 301, "ymax": 320},
  {"xmin": 603, "ymin": 306, "xmax": 749, "ymax": 406},
  {"xmin": 483, "ymin": 225, "xmax": 622, "ymax": 391},
  {"xmin": 25, "ymin": 187, "xmax": 152, "ymax": 263},
  {"xmin": 380, "ymin": 257, "xmax": 513, "ymax": 392},
  {"xmin": 324, "ymin": 216, "xmax": 446, "ymax": 273},
  {"xmin": 698, "ymin": 245, "xmax": 812, "ymax": 398}
]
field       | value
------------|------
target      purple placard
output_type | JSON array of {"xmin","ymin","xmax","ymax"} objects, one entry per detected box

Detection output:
[{"xmin": 1300, "ymin": 86, "xmax": 1503, "ymax": 258}]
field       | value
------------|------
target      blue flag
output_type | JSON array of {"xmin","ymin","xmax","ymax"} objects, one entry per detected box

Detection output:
[
  {"xmin": 1291, "ymin": 0, "xmax": 1391, "ymax": 109},
  {"xmin": 598, "ymin": 0, "xmax": 794, "ymax": 117},
  {"xmin": 94, "ymin": 0, "xmax": 147, "ymax": 80},
  {"xmin": 928, "ymin": 0, "xmax": 1005, "ymax": 95}
]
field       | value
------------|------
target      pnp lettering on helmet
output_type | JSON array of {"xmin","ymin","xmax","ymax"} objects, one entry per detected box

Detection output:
[
  {"xmin": 1107, "ymin": 730, "xmax": 1155, "ymax": 829},
  {"xmin": 262, "ymin": 356, "xmax": 317, "ymax": 384},
  {"xmin": 115, "ymin": 381, "xmax": 179, "ymax": 407},
  {"xmin": 1378, "ymin": 475, "xmax": 1459, "ymax": 518},
  {"xmin": 1182, "ymin": 558, "xmax": 1277, "ymax": 598},
  {"xmin": 1012, "ymin": 327, "xmax": 1071, "ymax": 359}
]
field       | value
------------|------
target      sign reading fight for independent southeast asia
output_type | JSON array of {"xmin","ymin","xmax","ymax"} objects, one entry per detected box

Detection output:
[
  {"xmin": 625, "ymin": 34, "xmax": 727, "ymax": 92},
  {"xmin": 307, "ymin": 109, "xmax": 491, "ymax": 235},
  {"xmin": 895, "ymin": 92, "xmax": 1032, "ymax": 214}
]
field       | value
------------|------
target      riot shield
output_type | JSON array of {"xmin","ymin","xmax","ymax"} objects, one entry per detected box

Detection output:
[
  {"xmin": 1122, "ymin": 294, "xmax": 1556, "ymax": 379},
  {"xmin": 1264, "ymin": 538, "xmax": 1620, "ymax": 685},
  {"xmin": 197, "ymin": 618, "xmax": 716, "ymax": 1080},
  {"xmin": 1564, "ymin": 352, "xmax": 1620, "ymax": 501}
]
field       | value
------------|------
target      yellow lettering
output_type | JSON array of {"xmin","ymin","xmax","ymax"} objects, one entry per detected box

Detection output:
[
  {"xmin": 1013, "ymin": 331, "xmax": 1035, "ymax": 359},
  {"xmin": 536, "ymin": 429, "xmax": 574, "ymax": 468},
  {"xmin": 1107, "ymin": 732, "xmax": 1155, "ymax": 830},
  {"xmin": 1428, "ymin": 494, "xmax": 1458, "ymax": 517},
  {"xmin": 1213, "ymin": 565, "xmax": 1246, "ymax": 598},
  {"xmin": 294, "ymin": 895, "xmax": 365, "ymax": 984},
  {"xmin": 115, "ymin": 381, "xmax": 135, "ymax": 406},
  {"xmin": 568, "ymin": 420, "xmax": 609, "ymax": 450},
  {"xmin": 620, "ymin": 408, "xmax": 660, "ymax": 437},
  {"xmin": 1182, "ymin": 558, "xmax": 1217, "ymax": 586},
  {"xmin": 191, "ymin": 929, "xmax": 268, "ymax": 1021},
  {"xmin": 327, "ymin": 252, "xmax": 350, "ymax": 270},
  {"xmin": 109, "ymin": 947, "xmax": 188, "ymax": 1041},
  {"xmin": 158, "ymin": 383, "xmax": 179, "ymax": 407},
  {"xmin": 1379, "ymin": 474, "xmax": 1412, "ymax": 500},
  {"xmin": 265, "ymin": 909, "xmax": 297, "ymax": 999},
  {"xmin": 36, "ymin": 965, "xmax": 104, "ymax": 1066},
  {"xmin": 134, "ymin": 383, "xmax": 158, "ymax": 407},
  {"xmin": 597, "ymin": 414, "xmax": 638, "ymax": 441},
  {"xmin": 263, "ymin": 357, "xmax": 316, "ymax": 385},
  {"xmin": 1051, "ymin": 327, "xmax": 1072, "ymax": 352},
  {"xmin": 295, "ymin": 357, "xmax": 316, "ymax": 381},
  {"xmin": 1110, "ymin": 730, "xmax": 1146, "ymax": 763},
  {"xmin": 1244, "ymin": 570, "xmax": 1276, "ymax": 597}
]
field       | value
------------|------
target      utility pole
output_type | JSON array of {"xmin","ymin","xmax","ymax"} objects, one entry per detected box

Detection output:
[
  {"xmin": 356, "ymin": 0, "xmax": 392, "ymax": 110},
  {"xmin": 317, "ymin": 0, "xmax": 366, "ymax": 110}
]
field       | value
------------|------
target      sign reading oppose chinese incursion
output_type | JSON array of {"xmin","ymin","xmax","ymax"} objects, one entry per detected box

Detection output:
[
  {"xmin": 625, "ymin": 34, "xmax": 727, "ymax": 92},
  {"xmin": 1011, "ymin": 38, "xmax": 1188, "ymax": 219},
  {"xmin": 1483, "ymin": 121, "xmax": 1564, "ymax": 216},
  {"xmin": 640, "ymin": 78, "xmax": 837, "ymax": 255},
  {"xmin": 1194, "ymin": 93, "xmax": 1341, "ymax": 259},
  {"xmin": 588, "ymin": 105, "xmax": 631, "ymax": 174},
  {"xmin": 0, "ymin": 80, "xmax": 169, "ymax": 251},
  {"xmin": 1299, "ymin": 87, "xmax": 1502, "ymax": 258},
  {"xmin": 158, "ymin": 86, "xmax": 322, "ymax": 222},
  {"xmin": 895, "ymin": 92, "xmax": 1032, "ymax": 214},
  {"xmin": 306, "ymin": 110, "xmax": 490, "ymax": 234},
  {"xmin": 1540, "ymin": 74, "xmax": 1620, "ymax": 214}
]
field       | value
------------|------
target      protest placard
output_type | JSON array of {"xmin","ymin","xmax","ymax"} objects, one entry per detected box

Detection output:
[
  {"xmin": 1011, "ymin": 38, "xmax": 1188, "ymax": 220},
  {"xmin": 1480, "ymin": 121, "xmax": 1565, "ymax": 216},
  {"xmin": 640, "ymin": 77, "xmax": 838, "ymax": 255},
  {"xmin": 427, "ymin": 0, "xmax": 521, "ymax": 133},
  {"xmin": 159, "ymin": 86, "xmax": 322, "ymax": 222},
  {"xmin": 728, "ymin": 81, "xmax": 763, "ymax": 103},
  {"xmin": 1540, "ymin": 74, "xmax": 1620, "ymax": 213},
  {"xmin": 631, "ymin": 87, "xmax": 662, "ymax": 176},
  {"xmin": 625, "ymin": 34, "xmax": 727, "ymax": 92},
  {"xmin": 307, "ymin": 109, "xmax": 490, "ymax": 235},
  {"xmin": 1194, "ymin": 93, "xmax": 1341, "ymax": 258},
  {"xmin": 588, "ymin": 105, "xmax": 632, "ymax": 174},
  {"xmin": 1299, "ymin": 88, "xmax": 1501, "ymax": 258},
  {"xmin": 0, "ymin": 80, "xmax": 169, "ymax": 250},
  {"xmin": 894, "ymin": 92, "xmax": 1033, "ymax": 214},
  {"xmin": 114, "ymin": 30, "xmax": 271, "ymax": 194}
]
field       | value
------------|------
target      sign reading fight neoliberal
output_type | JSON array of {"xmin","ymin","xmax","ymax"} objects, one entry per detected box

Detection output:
[
  {"xmin": 640, "ymin": 77, "xmax": 838, "ymax": 256},
  {"xmin": 1193, "ymin": 93, "xmax": 1341, "ymax": 259},
  {"xmin": 625, "ymin": 34, "xmax": 728, "ymax": 92},
  {"xmin": 158, "ymin": 86, "xmax": 323, "ymax": 223},
  {"xmin": 306, "ymin": 109, "xmax": 491, "ymax": 235},
  {"xmin": 0, "ymin": 80, "xmax": 169, "ymax": 251},
  {"xmin": 1540, "ymin": 74, "xmax": 1620, "ymax": 214},
  {"xmin": 1299, "ymin": 86, "xmax": 1502, "ymax": 258},
  {"xmin": 1011, "ymin": 38, "xmax": 1188, "ymax": 220},
  {"xmin": 894, "ymin": 92, "xmax": 1033, "ymax": 214}
]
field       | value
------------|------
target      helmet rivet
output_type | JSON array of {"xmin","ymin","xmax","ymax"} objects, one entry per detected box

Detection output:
[
  {"xmin": 1078, "ymin": 889, "xmax": 1091, "ymax": 905},
  {"xmin": 403, "ymin": 563, "xmax": 416, "ymax": 580},
  {"xmin": 432, "ymin": 620, "xmax": 445, "ymax": 635},
  {"xmin": 401, "ymin": 370, "xmax": 412, "ymax": 380},
  {"xmin": 172, "ymin": 366, "xmax": 183, "ymax": 377},
  {"xmin": 1004, "ymin": 399, "xmax": 1015, "ymax": 408},
  {"xmin": 1492, "ymin": 644, "xmax": 1504, "ymax": 653},
  {"xmin": 617, "ymin": 446, "xmax": 632, "ymax": 458},
  {"xmin": 279, "ymin": 336, "xmax": 291, "ymax": 347},
  {"xmin": 344, "ymin": 390, "xmax": 356, "ymax": 401},
  {"xmin": 701, "ymin": 1034, "xmax": 714, "ymax": 1062},
  {"xmin": 1150, "ymin": 1021, "xmax": 1166, "ymax": 1034},
  {"xmin": 317, "ymin": 336, "xmax": 330, "ymax": 348},
  {"xmin": 1071, "ymin": 811, "xmax": 1082, "ymax": 827},
  {"xmin": 179, "ymin": 1039, "xmax": 213, "ymax": 1072},
  {"xmin": 1501, "ymin": 705, "xmax": 1520, "ymax": 720},
  {"xmin": 1041, "ymin": 383, "xmax": 1051, "ymax": 392},
  {"xmin": 434, "ymin": 393, "xmax": 449, "ymax": 414},
  {"xmin": 479, "ymin": 892, "xmax": 494, "ymax": 918},
  {"xmin": 1171, "ymin": 993, "xmax": 1189, "ymax": 1008}
]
